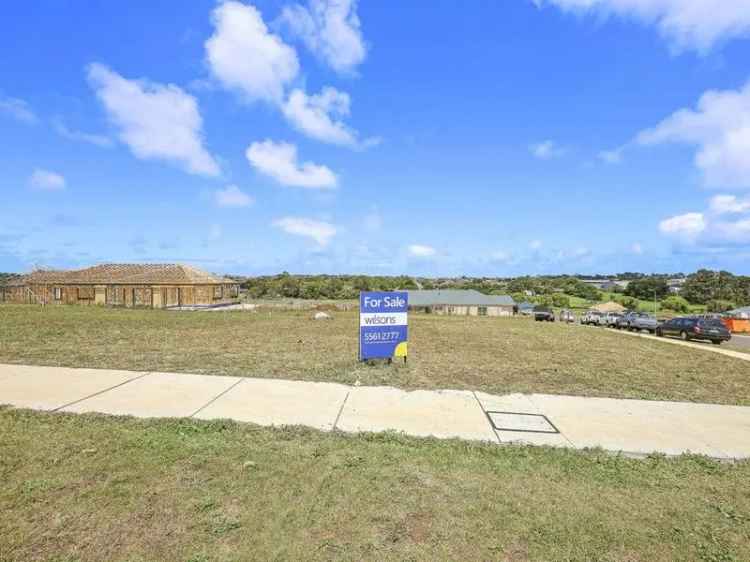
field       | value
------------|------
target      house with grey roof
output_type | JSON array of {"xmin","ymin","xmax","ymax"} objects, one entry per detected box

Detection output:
[{"xmin": 408, "ymin": 289, "xmax": 515, "ymax": 317}]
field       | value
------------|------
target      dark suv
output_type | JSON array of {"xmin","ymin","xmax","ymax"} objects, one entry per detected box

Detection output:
[
  {"xmin": 533, "ymin": 306, "xmax": 555, "ymax": 322},
  {"xmin": 656, "ymin": 317, "xmax": 731, "ymax": 345}
]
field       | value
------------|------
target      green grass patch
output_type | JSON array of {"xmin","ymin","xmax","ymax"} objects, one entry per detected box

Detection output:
[
  {"xmin": 1, "ymin": 304, "xmax": 749, "ymax": 404},
  {"xmin": 1, "ymin": 408, "xmax": 749, "ymax": 561}
]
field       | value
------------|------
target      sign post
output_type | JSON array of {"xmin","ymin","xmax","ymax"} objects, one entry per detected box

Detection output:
[{"xmin": 359, "ymin": 291, "xmax": 408, "ymax": 362}]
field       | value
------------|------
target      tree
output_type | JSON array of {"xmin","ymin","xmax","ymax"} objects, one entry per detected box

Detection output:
[
  {"xmin": 682, "ymin": 269, "xmax": 737, "ymax": 305},
  {"xmin": 551, "ymin": 293, "xmax": 570, "ymax": 308},
  {"xmin": 707, "ymin": 299, "xmax": 736, "ymax": 313},
  {"xmin": 625, "ymin": 277, "xmax": 668, "ymax": 301},
  {"xmin": 661, "ymin": 295, "xmax": 689, "ymax": 313}
]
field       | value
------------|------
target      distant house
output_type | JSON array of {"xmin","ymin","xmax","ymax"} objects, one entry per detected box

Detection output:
[
  {"xmin": 667, "ymin": 278, "xmax": 686, "ymax": 294},
  {"xmin": 0, "ymin": 263, "xmax": 240, "ymax": 309},
  {"xmin": 408, "ymin": 289, "xmax": 515, "ymax": 317}
]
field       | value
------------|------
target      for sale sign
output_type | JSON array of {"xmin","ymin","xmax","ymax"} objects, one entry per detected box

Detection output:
[{"xmin": 359, "ymin": 291, "xmax": 408, "ymax": 361}]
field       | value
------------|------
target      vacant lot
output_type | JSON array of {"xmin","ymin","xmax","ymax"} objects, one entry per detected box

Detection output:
[
  {"xmin": 1, "ymin": 304, "xmax": 749, "ymax": 404},
  {"xmin": 1, "ymin": 408, "xmax": 749, "ymax": 562}
]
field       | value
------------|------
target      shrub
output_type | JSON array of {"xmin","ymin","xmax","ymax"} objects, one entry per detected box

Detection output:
[{"xmin": 661, "ymin": 295, "xmax": 690, "ymax": 313}]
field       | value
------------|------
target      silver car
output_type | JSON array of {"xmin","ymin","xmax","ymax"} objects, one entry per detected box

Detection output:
[
  {"xmin": 629, "ymin": 313, "xmax": 659, "ymax": 333},
  {"xmin": 559, "ymin": 309, "xmax": 576, "ymax": 323}
]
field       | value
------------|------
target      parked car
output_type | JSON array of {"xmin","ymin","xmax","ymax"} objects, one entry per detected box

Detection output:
[
  {"xmin": 616, "ymin": 312, "xmax": 637, "ymax": 330},
  {"xmin": 580, "ymin": 310, "xmax": 602, "ymax": 325},
  {"xmin": 533, "ymin": 306, "xmax": 555, "ymax": 322},
  {"xmin": 628, "ymin": 312, "xmax": 659, "ymax": 333},
  {"xmin": 559, "ymin": 309, "xmax": 576, "ymax": 323},
  {"xmin": 603, "ymin": 312, "xmax": 622, "ymax": 328},
  {"xmin": 657, "ymin": 317, "xmax": 731, "ymax": 345}
]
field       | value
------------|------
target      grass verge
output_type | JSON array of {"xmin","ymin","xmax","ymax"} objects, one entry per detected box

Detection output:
[{"xmin": 1, "ymin": 408, "xmax": 749, "ymax": 562}]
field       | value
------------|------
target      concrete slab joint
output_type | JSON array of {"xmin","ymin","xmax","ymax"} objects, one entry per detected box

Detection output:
[{"xmin": 1, "ymin": 363, "xmax": 749, "ymax": 460}]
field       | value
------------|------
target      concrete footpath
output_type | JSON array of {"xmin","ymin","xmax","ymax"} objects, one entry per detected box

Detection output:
[{"xmin": 1, "ymin": 363, "xmax": 749, "ymax": 460}]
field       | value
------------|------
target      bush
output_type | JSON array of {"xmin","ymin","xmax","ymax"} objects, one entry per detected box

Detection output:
[
  {"xmin": 551, "ymin": 293, "xmax": 570, "ymax": 308},
  {"xmin": 614, "ymin": 295, "xmax": 638, "ymax": 310},
  {"xmin": 661, "ymin": 295, "xmax": 689, "ymax": 313}
]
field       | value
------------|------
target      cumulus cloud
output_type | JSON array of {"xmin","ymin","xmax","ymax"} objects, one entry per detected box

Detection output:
[
  {"xmin": 282, "ymin": 87, "xmax": 359, "ymax": 146},
  {"xmin": 206, "ymin": 1, "xmax": 299, "ymax": 104},
  {"xmin": 214, "ymin": 185, "xmax": 254, "ymax": 207},
  {"xmin": 280, "ymin": 0, "xmax": 366, "ymax": 73},
  {"xmin": 29, "ymin": 169, "xmax": 66, "ymax": 191},
  {"xmin": 53, "ymin": 118, "xmax": 113, "ymax": 148},
  {"xmin": 709, "ymin": 194, "xmax": 750, "ymax": 215},
  {"xmin": 246, "ymin": 140, "xmax": 337, "ymax": 189},
  {"xmin": 659, "ymin": 212, "xmax": 707, "ymax": 239},
  {"xmin": 529, "ymin": 140, "xmax": 566, "ymax": 159},
  {"xmin": 273, "ymin": 216, "xmax": 337, "ymax": 246},
  {"xmin": 87, "ymin": 63, "xmax": 220, "ymax": 176},
  {"xmin": 532, "ymin": 0, "xmax": 750, "ymax": 52},
  {"xmin": 0, "ymin": 96, "xmax": 37, "ymax": 124},
  {"xmin": 661, "ymin": 194, "xmax": 750, "ymax": 247},
  {"xmin": 637, "ymin": 80, "xmax": 750, "ymax": 189},
  {"xmin": 408, "ymin": 244, "xmax": 437, "ymax": 257}
]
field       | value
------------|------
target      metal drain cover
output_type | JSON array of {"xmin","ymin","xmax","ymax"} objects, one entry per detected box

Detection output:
[{"xmin": 487, "ymin": 411, "xmax": 559, "ymax": 434}]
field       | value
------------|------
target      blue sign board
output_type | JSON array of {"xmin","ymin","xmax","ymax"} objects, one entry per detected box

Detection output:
[{"xmin": 359, "ymin": 291, "xmax": 409, "ymax": 360}]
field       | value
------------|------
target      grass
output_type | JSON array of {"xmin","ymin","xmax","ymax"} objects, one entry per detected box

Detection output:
[
  {"xmin": 2, "ymin": 407, "xmax": 750, "ymax": 562},
  {"xmin": 2, "ymin": 304, "xmax": 750, "ymax": 405}
]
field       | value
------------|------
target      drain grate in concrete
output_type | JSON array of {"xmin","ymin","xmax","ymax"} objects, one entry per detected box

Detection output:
[{"xmin": 487, "ymin": 411, "xmax": 559, "ymax": 434}]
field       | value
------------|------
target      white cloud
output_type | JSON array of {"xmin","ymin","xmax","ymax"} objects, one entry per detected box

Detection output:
[
  {"xmin": 631, "ymin": 242, "xmax": 643, "ymax": 255},
  {"xmin": 0, "ymin": 96, "xmax": 37, "ymax": 124},
  {"xmin": 661, "ymin": 195, "xmax": 750, "ymax": 246},
  {"xmin": 214, "ymin": 185, "xmax": 254, "ymax": 207},
  {"xmin": 204, "ymin": 2, "xmax": 370, "ymax": 150},
  {"xmin": 280, "ymin": 0, "xmax": 366, "ymax": 73},
  {"xmin": 53, "ymin": 118, "xmax": 113, "ymax": 148},
  {"xmin": 282, "ymin": 87, "xmax": 359, "ymax": 146},
  {"xmin": 637, "ymin": 80, "xmax": 750, "ymax": 189},
  {"xmin": 246, "ymin": 140, "xmax": 337, "ymax": 189},
  {"xmin": 708, "ymin": 194, "xmax": 750, "ymax": 215},
  {"xmin": 29, "ymin": 169, "xmax": 66, "ymax": 191},
  {"xmin": 408, "ymin": 244, "xmax": 436, "ymax": 257},
  {"xmin": 529, "ymin": 140, "xmax": 566, "ymax": 159},
  {"xmin": 659, "ymin": 212, "xmax": 706, "ymax": 239},
  {"xmin": 532, "ymin": 0, "xmax": 750, "ymax": 52},
  {"xmin": 87, "ymin": 63, "xmax": 219, "ymax": 176},
  {"xmin": 206, "ymin": 1, "xmax": 299, "ymax": 104},
  {"xmin": 713, "ymin": 218, "xmax": 750, "ymax": 243},
  {"xmin": 273, "ymin": 216, "xmax": 337, "ymax": 246},
  {"xmin": 529, "ymin": 239, "xmax": 543, "ymax": 250}
]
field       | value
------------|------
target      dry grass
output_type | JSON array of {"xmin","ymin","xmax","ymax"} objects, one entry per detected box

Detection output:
[
  {"xmin": 2, "ymin": 408, "xmax": 749, "ymax": 562},
  {"xmin": 1, "ymin": 304, "xmax": 750, "ymax": 404}
]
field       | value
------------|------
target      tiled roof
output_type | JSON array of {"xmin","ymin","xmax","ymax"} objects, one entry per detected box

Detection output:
[
  {"xmin": 408, "ymin": 289, "xmax": 515, "ymax": 307},
  {"xmin": 15, "ymin": 264, "xmax": 235, "ymax": 285}
]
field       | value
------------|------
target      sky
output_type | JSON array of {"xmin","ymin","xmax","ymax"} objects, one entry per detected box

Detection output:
[{"xmin": 2, "ymin": 0, "xmax": 750, "ymax": 276}]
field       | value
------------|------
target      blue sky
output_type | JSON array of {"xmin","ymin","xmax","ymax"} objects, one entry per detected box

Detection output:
[{"xmin": 2, "ymin": 0, "xmax": 750, "ymax": 276}]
